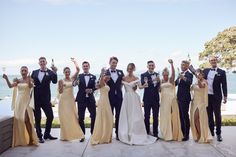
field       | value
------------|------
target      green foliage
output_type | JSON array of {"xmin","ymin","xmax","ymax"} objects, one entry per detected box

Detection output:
[
  {"xmin": 199, "ymin": 26, "xmax": 236, "ymax": 69},
  {"xmin": 40, "ymin": 117, "xmax": 236, "ymax": 128}
]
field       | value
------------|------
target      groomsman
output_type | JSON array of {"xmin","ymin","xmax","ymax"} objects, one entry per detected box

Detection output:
[
  {"xmin": 203, "ymin": 56, "xmax": 227, "ymax": 142},
  {"xmin": 31, "ymin": 57, "xmax": 58, "ymax": 143},
  {"xmin": 106, "ymin": 56, "xmax": 124, "ymax": 140},
  {"xmin": 141, "ymin": 60, "xmax": 160, "ymax": 139},
  {"xmin": 75, "ymin": 61, "xmax": 96, "ymax": 141},
  {"xmin": 175, "ymin": 60, "xmax": 193, "ymax": 141}
]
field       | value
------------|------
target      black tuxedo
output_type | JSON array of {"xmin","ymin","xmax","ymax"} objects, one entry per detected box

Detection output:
[
  {"xmin": 141, "ymin": 71, "xmax": 160, "ymax": 136},
  {"xmin": 31, "ymin": 69, "xmax": 57, "ymax": 138},
  {"xmin": 203, "ymin": 68, "xmax": 227, "ymax": 135},
  {"xmin": 75, "ymin": 73, "xmax": 96, "ymax": 134},
  {"xmin": 175, "ymin": 70, "xmax": 193, "ymax": 138},
  {"xmin": 106, "ymin": 69, "xmax": 124, "ymax": 136}
]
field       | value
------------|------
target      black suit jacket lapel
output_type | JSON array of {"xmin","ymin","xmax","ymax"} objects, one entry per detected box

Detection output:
[
  {"xmin": 34, "ymin": 69, "xmax": 41, "ymax": 84},
  {"xmin": 205, "ymin": 68, "xmax": 210, "ymax": 79},
  {"xmin": 80, "ymin": 74, "xmax": 86, "ymax": 87},
  {"xmin": 87, "ymin": 75, "xmax": 93, "ymax": 87}
]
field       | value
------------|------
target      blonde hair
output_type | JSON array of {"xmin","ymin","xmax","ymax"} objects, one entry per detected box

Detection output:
[{"xmin": 162, "ymin": 67, "xmax": 169, "ymax": 75}]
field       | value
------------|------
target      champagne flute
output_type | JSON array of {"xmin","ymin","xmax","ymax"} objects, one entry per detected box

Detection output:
[
  {"xmin": 2, "ymin": 66, "xmax": 6, "ymax": 74},
  {"xmin": 144, "ymin": 77, "xmax": 148, "ymax": 87},
  {"xmin": 156, "ymin": 74, "xmax": 160, "ymax": 83},
  {"xmin": 51, "ymin": 59, "xmax": 55, "ymax": 67}
]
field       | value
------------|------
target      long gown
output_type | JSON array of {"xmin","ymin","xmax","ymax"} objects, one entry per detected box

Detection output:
[
  {"xmin": 118, "ymin": 80, "xmax": 156, "ymax": 145},
  {"xmin": 190, "ymin": 84, "xmax": 212, "ymax": 143},
  {"xmin": 11, "ymin": 83, "xmax": 38, "ymax": 147},
  {"xmin": 91, "ymin": 85, "xmax": 113, "ymax": 145},
  {"xmin": 58, "ymin": 80, "xmax": 84, "ymax": 141},
  {"xmin": 159, "ymin": 81, "xmax": 183, "ymax": 141}
]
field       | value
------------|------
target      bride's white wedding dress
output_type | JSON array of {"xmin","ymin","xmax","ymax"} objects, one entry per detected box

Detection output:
[{"xmin": 118, "ymin": 80, "xmax": 156, "ymax": 145}]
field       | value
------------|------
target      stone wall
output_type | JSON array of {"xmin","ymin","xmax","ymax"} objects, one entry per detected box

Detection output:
[{"xmin": 0, "ymin": 116, "xmax": 13, "ymax": 154}]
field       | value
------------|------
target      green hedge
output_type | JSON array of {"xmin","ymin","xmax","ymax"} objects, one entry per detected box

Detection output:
[{"xmin": 40, "ymin": 117, "xmax": 236, "ymax": 128}]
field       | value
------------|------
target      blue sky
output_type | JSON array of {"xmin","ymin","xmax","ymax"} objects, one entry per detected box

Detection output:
[{"xmin": 0, "ymin": 0, "xmax": 236, "ymax": 74}]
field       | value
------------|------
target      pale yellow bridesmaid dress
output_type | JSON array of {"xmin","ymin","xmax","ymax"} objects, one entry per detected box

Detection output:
[
  {"xmin": 58, "ymin": 80, "xmax": 84, "ymax": 141},
  {"xmin": 160, "ymin": 81, "xmax": 183, "ymax": 141},
  {"xmin": 190, "ymin": 84, "xmax": 212, "ymax": 143},
  {"xmin": 91, "ymin": 85, "xmax": 113, "ymax": 145},
  {"xmin": 11, "ymin": 83, "xmax": 38, "ymax": 147}
]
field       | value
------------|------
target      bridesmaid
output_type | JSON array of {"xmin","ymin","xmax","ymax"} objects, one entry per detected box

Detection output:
[
  {"xmin": 159, "ymin": 59, "xmax": 183, "ymax": 141},
  {"xmin": 58, "ymin": 58, "xmax": 84, "ymax": 141},
  {"xmin": 190, "ymin": 69, "xmax": 212, "ymax": 143},
  {"xmin": 91, "ymin": 68, "xmax": 113, "ymax": 145},
  {"xmin": 3, "ymin": 66, "xmax": 38, "ymax": 147}
]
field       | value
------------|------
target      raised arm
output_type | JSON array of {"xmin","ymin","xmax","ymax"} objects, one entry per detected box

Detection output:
[
  {"xmin": 2, "ymin": 74, "xmax": 17, "ymax": 88},
  {"xmin": 168, "ymin": 59, "xmax": 175, "ymax": 84},
  {"xmin": 71, "ymin": 58, "xmax": 80, "ymax": 81},
  {"xmin": 99, "ymin": 68, "xmax": 106, "ymax": 88}
]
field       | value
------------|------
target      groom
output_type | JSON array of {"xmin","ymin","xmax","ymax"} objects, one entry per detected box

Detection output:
[
  {"xmin": 203, "ymin": 56, "xmax": 227, "ymax": 142},
  {"xmin": 175, "ymin": 60, "xmax": 193, "ymax": 141},
  {"xmin": 75, "ymin": 61, "xmax": 97, "ymax": 141},
  {"xmin": 31, "ymin": 57, "xmax": 58, "ymax": 143},
  {"xmin": 106, "ymin": 56, "xmax": 124, "ymax": 140},
  {"xmin": 141, "ymin": 60, "xmax": 160, "ymax": 139}
]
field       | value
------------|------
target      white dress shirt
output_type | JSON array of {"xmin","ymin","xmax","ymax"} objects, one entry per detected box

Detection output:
[
  {"xmin": 38, "ymin": 69, "xmax": 47, "ymax": 83},
  {"xmin": 84, "ymin": 73, "xmax": 90, "ymax": 87},
  {"xmin": 178, "ymin": 70, "xmax": 188, "ymax": 83},
  {"xmin": 110, "ymin": 69, "xmax": 118, "ymax": 83},
  {"xmin": 207, "ymin": 68, "xmax": 217, "ymax": 95},
  {"xmin": 148, "ymin": 71, "xmax": 158, "ymax": 86}
]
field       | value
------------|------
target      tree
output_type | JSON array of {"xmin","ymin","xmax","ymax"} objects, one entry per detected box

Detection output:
[{"xmin": 199, "ymin": 26, "xmax": 236, "ymax": 69}]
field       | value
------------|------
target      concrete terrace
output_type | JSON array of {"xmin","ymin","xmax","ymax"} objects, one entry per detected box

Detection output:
[{"xmin": 1, "ymin": 127, "xmax": 236, "ymax": 157}]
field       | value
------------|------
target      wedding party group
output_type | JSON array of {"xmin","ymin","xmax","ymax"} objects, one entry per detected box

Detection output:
[{"xmin": 2, "ymin": 55, "xmax": 227, "ymax": 148}]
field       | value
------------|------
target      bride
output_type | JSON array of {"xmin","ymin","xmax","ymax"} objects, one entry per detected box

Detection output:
[{"xmin": 118, "ymin": 63, "xmax": 157, "ymax": 145}]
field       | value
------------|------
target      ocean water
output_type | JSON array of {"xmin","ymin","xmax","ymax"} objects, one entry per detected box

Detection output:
[
  {"xmin": 0, "ymin": 73, "xmax": 235, "ymax": 116},
  {"xmin": 0, "ymin": 73, "xmax": 236, "ymax": 100}
]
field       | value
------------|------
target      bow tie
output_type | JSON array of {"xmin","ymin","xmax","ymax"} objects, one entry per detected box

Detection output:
[
  {"xmin": 111, "ymin": 70, "xmax": 116, "ymax": 73},
  {"xmin": 84, "ymin": 74, "xmax": 90, "ymax": 76},
  {"xmin": 210, "ymin": 68, "xmax": 216, "ymax": 71},
  {"xmin": 40, "ymin": 70, "xmax": 47, "ymax": 72}
]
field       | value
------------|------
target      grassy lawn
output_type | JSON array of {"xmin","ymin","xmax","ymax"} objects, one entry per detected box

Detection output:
[{"xmin": 41, "ymin": 116, "xmax": 236, "ymax": 128}]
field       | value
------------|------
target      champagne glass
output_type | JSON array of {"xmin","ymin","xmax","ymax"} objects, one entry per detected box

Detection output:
[
  {"xmin": 86, "ymin": 90, "xmax": 89, "ymax": 97},
  {"xmin": 2, "ymin": 66, "xmax": 6, "ymax": 74},
  {"xmin": 144, "ymin": 77, "xmax": 148, "ymax": 87},
  {"xmin": 156, "ymin": 74, "xmax": 160, "ymax": 83},
  {"xmin": 51, "ymin": 59, "xmax": 55, "ymax": 68}
]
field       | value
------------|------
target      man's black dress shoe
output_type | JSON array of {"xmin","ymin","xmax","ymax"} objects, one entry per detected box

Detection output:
[
  {"xmin": 39, "ymin": 137, "xmax": 45, "ymax": 143},
  {"xmin": 217, "ymin": 135, "xmax": 223, "ymax": 142},
  {"xmin": 44, "ymin": 134, "xmax": 58, "ymax": 140},
  {"xmin": 182, "ymin": 136, "xmax": 189, "ymax": 141},
  {"xmin": 80, "ymin": 138, "xmax": 85, "ymax": 142}
]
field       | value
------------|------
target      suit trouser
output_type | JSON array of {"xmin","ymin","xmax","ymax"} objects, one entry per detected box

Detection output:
[
  {"xmin": 143, "ymin": 102, "xmax": 159, "ymax": 136},
  {"xmin": 34, "ymin": 103, "xmax": 54, "ymax": 138},
  {"xmin": 207, "ymin": 94, "xmax": 222, "ymax": 135},
  {"xmin": 178, "ymin": 100, "xmax": 190, "ymax": 138},
  {"xmin": 78, "ymin": 98, "xmax": 96, "ymax": 134},
  {"xmin": 110, "ymin": 95, "xmax": 122, "ymax": 135}
]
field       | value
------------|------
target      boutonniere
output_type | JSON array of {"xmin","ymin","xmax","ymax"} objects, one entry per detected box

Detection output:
[
  {"xmin": 45, "ymin": 72, "xmax": 49, "ymax": 76},
  {"xmin": 90, "ymin": 75, "xmax": 93, "ymax": 79},
  {"xmin": 118, "ymin": 71, "xmax": 122, "ymax": 75}
]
